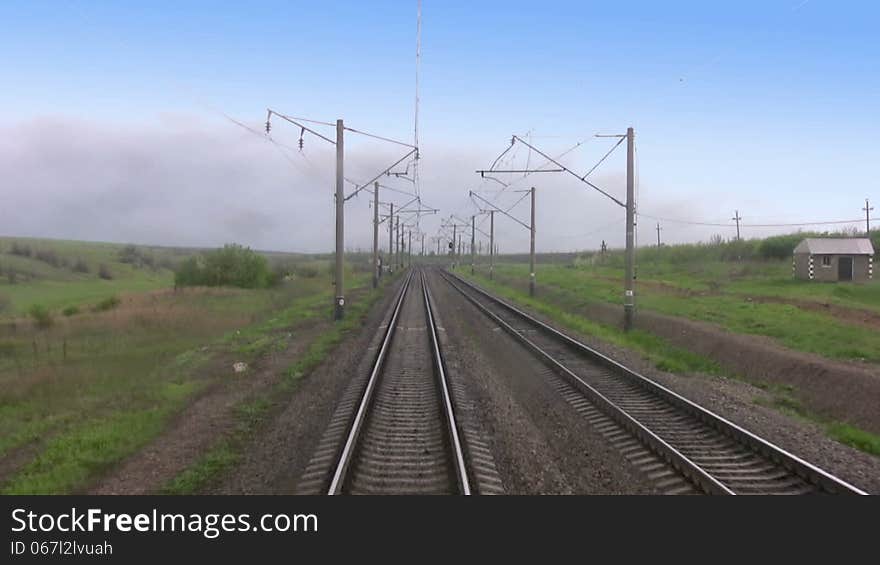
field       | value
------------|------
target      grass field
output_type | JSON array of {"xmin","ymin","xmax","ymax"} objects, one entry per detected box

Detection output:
[
  {"xmin": 477, "ymin": 249, "xmax": 880, "ymax": 364},
  {"xmin": 0, "ymin": 236, "xmax": 373, "ymax": 493}
]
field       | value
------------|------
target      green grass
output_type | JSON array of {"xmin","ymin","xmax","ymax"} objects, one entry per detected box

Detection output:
[
  {"xmin": 161, "ymin": 274, "xmax": 394, "ymax": 494},
  {"xmin": 463, "ymin": 271, "xmax": 723, "ymax": 376},
  {"xmin": 484, "ymin": 261, "xmax": 880, "ymax": 363},
  {"xmin": 827, "ymin": 423, "xmax": 880, "ymax": 456},
  {"xmin": 462, "ymin": 267, "xmax": 880, "ymax": 459},
  {"xmin": 0, "ymin": 237, "xmax": 383, "ymax": 493},
  {"xmin": 3, "ymin": 381, "xmax": 197, "ymax": 494},
  {"xmin": 755, "ymin": 390, "xmax": 880, "ymax": 458}
]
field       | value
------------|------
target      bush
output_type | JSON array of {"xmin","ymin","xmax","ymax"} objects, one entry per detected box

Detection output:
[
  {"xmin": 98, "ymin": 264, "xmax": 113, "ymax": 280},
  {"xmin": 758, "ymin": 234, "xmax": 804, "ymax": 260},
  {"xmin": 62, "ymin": 305, "xmax": 80, "ymax": 317},
  {"xmin": 72, "ymin": 258, "xmax": 90, "ymax": 273},
  {"xmin": 34, "ymin": 249, "xmax": 61, "ymax": 267},
  {"xmin": 0, "ymin": 293, "xmax": 11, "ymax": 314},
  {"xmin": 295, "ymin": 264, "xmax": 320, "ymax": 278},
  {"xmin": 93, "ymin": 296, "xmax": 121, "ymax": 312},
  {"xmin": 28, "ymin": 304, "xmax": 54, "ymax": 329},
  {"xmin": 10, "ymin": 242, "xmax": 32, "ymax": 257},
  {"xmin": 174, "ymin": 244, "xmax": 271, "ymax": 289},
  {"xmin": 119, "ymin": 245, "xmax": 156, "ymax": 269}
]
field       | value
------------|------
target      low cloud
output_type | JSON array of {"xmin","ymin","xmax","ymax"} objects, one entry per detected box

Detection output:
[{"xmin": 0, "ymin": 115, "xmax": 733, "ymax": 253}]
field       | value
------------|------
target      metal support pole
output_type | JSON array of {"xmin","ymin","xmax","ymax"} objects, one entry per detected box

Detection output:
[
  {"xmin": 489, "ymin": 211, "xmax": 495, "ymax": 280},
  {"xmin": 334, "ymin": 119, "xmax": 345, "ymax": 320},
  {"xmin": 529, "ymin": 186, "xmax": 536, "ymax": 297},
  {"xmin": 372, "ymin": 181, "xmax": 379, "ymax": 288},
  {"xmin": 421, "ymin": 233, "xmax": 425, "ymax": 257},
  {"xmin": 471, "ymin": 215, "xmax": 476, "ymax": 275},
  {"xmin": 395, "ymin": 216, "xmax": 400, "ymax": 270},
  {"xmin": 624, "ymin": 127, "xmax": 635, "ymax": 331},
  {"xmin": 452, "ymin": 224, "xmax": 457, "ymax": 269},
  {"xmin": 865, "ymin": 199, "xmax": 874, "ymax": 237},
  {"xmin": 388, "ymin": 203, "xmax": 394, "ymax": 274},
  {"xmin": 408, "ymin": 230, "xmax": 412, "ymax": 268}
]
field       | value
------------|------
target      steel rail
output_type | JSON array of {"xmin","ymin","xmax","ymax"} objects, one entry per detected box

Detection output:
[
  {"xmin": 440, "ymin": 270, "xmax": 867, "ymax": 495},
  {"xmin": 327, "ymin": 270, "xmax": 414, "ymax": 495},
  {"xmin": 421, "ymin": 269, "xmax": 472, "ymax": 495},
  {"xmin": 328, "ymin": 269, "xmax": 472, "ymax": 495}
]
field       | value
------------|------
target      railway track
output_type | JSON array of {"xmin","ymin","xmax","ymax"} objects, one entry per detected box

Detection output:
[
  {"xmin": 326, "ymin": 268, "xmax": 471, "ymax": 495},
  {"xmin": 439, "ymin": 269, "xmax": 867, "ymax": 495}
]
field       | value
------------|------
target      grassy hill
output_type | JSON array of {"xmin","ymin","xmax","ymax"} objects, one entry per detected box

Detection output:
[{"xmin": 0, "ymin": 237, "xmax": 184, "ymax": 315}]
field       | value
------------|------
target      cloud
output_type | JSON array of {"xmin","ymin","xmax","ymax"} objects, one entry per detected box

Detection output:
[{"xmin": 0, "ymin": 115, "xmax": 733, "ymax": 254}]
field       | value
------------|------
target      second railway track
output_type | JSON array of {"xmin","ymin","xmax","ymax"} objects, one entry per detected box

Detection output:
[
  {"xmin": 439, "ymin": 269, "xmax": 867, "ymax": 495},
  {"xmin": 327, "ymin": 268, "xmax": 471, "ymax": 495}
]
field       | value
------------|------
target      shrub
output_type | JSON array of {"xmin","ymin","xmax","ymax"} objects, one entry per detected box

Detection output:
[
  {"xmin": 62, "ymin": 305, "xmax": 80, "ymax": 317},
  {"xmin": 28, "ymin": 304, "xmax": 54, "ymax": 329},
  {"xmin": 174, "ymin": 244, "xmax": 271, "ymax": 289},
  {"xmin": 295, "ymin": 264, "xmax": 320, "ymax": 278},
  {"xmin": 72, "ymin": 258, "xmax": 90, "ymax": 273},
  {"xmin": 10, "ymin": 242, "xmax": 32, "ymax": 257},
  {"xmin": 34, "ymin": 249, "xmax": 61, "ymax": 267},
  {"xmin": 758, "ymin": 234, "xmax": 804, "ymax": 260},
  {"xmin": 6, "ymin": 268, "xmax": 17, "ymax": 285},
  {"xmin": 93, "ymin": 296, "xmax": 121, "ymax": 312},
  {"xmin": 98, "ymin": 264, "xmax": 113, "ymax": 280},
  {"xmin": 0, "ymin": 293, "xmax": 11, "ymax": 314},
  {"xmin": 118, "ymin": 245, "xmax": 139, "ymax": 264},
  {"xmin": 119, "ymin": 244, "xmax": 156, "ymax": 269}
]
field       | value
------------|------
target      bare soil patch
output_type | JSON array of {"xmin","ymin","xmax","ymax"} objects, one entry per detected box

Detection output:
[
  {"xmin": 748, "ymin": 294, "xmax": 880, "ymax": 331},
  {"xmin": 88, "ymin": 321, "xmax": 328, "ymax": 495},
  {"xmin": 214, "ymin": 278, "xmax": 404, "ymax": 494}
]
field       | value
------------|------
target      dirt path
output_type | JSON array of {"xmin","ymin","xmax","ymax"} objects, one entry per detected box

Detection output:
[
  {"xmin": 747, "ymin": 294, "xmax": 880, "ymax": 331},
  {"xmin": 214, "ymin": 278, "xmax": 404, "ymax": 494},
  {"xmin": 88, "ymin": 320, "xmax": 330, "ymax": 495}
]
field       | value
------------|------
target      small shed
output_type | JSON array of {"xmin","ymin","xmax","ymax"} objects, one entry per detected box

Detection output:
[{"xmin": 792, "ymin": 238, "xmax": 874, "ymax": 282}]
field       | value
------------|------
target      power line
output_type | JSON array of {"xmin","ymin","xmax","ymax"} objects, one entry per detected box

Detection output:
[{"xmin": 638, "ymin": 213, "xmax": 866, "ymax": 228}]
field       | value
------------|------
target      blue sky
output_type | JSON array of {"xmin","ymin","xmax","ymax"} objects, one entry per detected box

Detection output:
[{"xmin": 0, "ymin": 1, "xmax": 877, "ymax": 251}]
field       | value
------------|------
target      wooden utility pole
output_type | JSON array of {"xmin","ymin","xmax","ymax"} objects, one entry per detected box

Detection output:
[
  {"xmin": 732, "ymin": 210, "xmax": 742, "ymax": 241},
  {"xmin": 623, "ymin": 127, "xmax": 635, "ymax": 331},
  {"xmin": 372, "ymin": 182, "xmax": 379, "ymax": 288},
  {"xmin": 334, "ymin": 119, "xmax": 345, "ymax": 320},
  {"xmin": 529, "ymin": 186, "xmax": 536, "ymax": 296},
  {"xmin": 471, "ymin": 215, "xmax": 476, "ymax": 275},
  {"xmin": 489, "ymin": 211, "xmax": 495, "ymax": 280},
  {"xmin": 864, "ymin": 199, "xmax": 874, "ymax": 237},
  {"xmin": 656, "ymin": 222, "xmax": 662, "ymax": 247}
]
